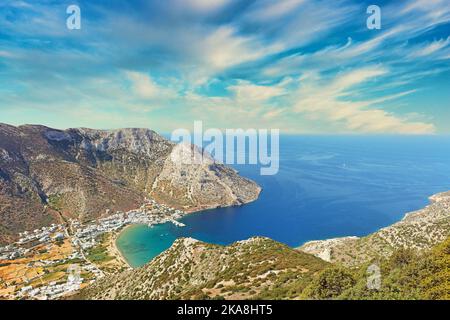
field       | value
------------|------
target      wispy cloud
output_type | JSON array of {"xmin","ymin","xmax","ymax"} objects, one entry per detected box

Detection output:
[
  {"xmin": 292, "ymin": 67, "xmax": 435, "ymax": 134},
  {"xmin": 176, "ymin": 0, "xmax": 232, "ymax": 13},
  {"xmin": 228, "ymin": 80, "xmax": 287, "ymax": 102},
  {"xmin": 0, "ymin": 0, "xmax": 448, "ymax": 133},
  {"xmin": 125, "ymin": 71, "xmax": 176, "ymax": 100},
  {"xmin": 408, "ymin": 36, "xmax": 450, "ymax": 58}
]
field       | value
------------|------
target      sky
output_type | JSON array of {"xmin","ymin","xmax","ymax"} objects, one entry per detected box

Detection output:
[{"xmin": 0, "ymin": 0, "xmax": 449, "ymax": 134}]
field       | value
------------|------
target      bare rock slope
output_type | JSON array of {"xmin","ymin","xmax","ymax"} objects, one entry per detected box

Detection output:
[
  {"xmin": 0, "ymin": 123, "xmax": 260, "ymax": 244},
  {"xmin": 151, "ymin": 143, "xmax": 260, "ymax": 212}
]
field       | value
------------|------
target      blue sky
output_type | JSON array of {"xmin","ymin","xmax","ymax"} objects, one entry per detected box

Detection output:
[{"xmin": 0, "ymin": 0, "xmax": 449, "ymax": 133}]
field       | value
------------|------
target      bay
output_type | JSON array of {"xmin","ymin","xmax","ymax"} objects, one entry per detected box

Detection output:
[{"xmin": 117, "ymin": 135, "xmax": 450, "ymax": 268}]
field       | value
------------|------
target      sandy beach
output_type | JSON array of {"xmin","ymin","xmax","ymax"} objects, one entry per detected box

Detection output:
[{"xmin": 108, "ymin": 226, "xmax": 133, "ymax": 269}]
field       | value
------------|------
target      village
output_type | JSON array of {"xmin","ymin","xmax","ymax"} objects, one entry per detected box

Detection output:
[
  {"xmin": 0, "ymin": 198, "xmax": 186, "ymax": 300},
  {"xmin": 70, "ymin": 198, "xmax": 185, "ymax": 251}
]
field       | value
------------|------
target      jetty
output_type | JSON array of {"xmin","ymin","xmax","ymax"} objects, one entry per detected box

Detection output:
[{"xmin": 170, "ymin": 220, "xmax": 186, "ymax": 227}]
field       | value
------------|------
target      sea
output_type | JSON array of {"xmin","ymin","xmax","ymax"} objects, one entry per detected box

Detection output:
[{"xmin": 116, "ymin": 135, "xmax": 450, "ymax": 268}]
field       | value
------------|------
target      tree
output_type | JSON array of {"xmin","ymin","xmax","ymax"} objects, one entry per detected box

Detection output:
[{"xmin": 303, "ymin": 267, "xmax": 356, "ymax": 299}]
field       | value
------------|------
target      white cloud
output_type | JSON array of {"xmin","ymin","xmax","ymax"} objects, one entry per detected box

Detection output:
[
  {"xmin": 262, "ymin": 108, "xmax": 285, "ymax": 120},
  {"xmin": 408, "ymin": 37, "xmax": 450, "ymax": 58},
  {"xmin": 293, "ymin": 67, "xmax": 435, "ymax": 134},
  {"xmin": 125, "ymin": 71, "xmax": 176, "ymax": 100},
  {"xmin": 241, "ymin": 0, "xmax": 357, "ymax": 51},
  {"xmin": 177, "ymin": 0, "xmax": 232, "ymax": 13},
  {"xmin": 1, "ymin": 0, "xmax": 448, "ymax": 134},
  {"xmin": 201, "ymin": 26, "xmax": 282, "ymax": 71},
  {"xmin": 165, "ymin": 78, "xmax": 293, "ymax": 130},
  {"xmin": 0, "ymin": 50, "xmax": 16, "ymax": 58},
  {"xmin": 246, "ymin": 0, "xmax": 306, "ymax": 21},
  {"xmin": 262, "ymin": 26, "xmax": 407, "ymax": 78},
  {"xmin": 329, "ymin": 68, "xmax": 388, "ymax": 95},
  {"xmin": 228, "ymin": 80, "xmax": 286, "ymax": 102},
  {"xmin": 401, "ymin": 0, "xmax": 450, "ymax": 24}
]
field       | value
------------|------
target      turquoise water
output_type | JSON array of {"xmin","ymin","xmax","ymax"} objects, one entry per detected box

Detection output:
[
  {"xmin": 116, "ymin": 224, "xmax": 180, "ymax": 267},
  {"xmin": 116, "ymin": 136, "xmax": 450, "ymax": 268}
]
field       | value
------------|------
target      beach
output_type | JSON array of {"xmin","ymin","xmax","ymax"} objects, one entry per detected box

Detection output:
[{"xmin": 108, "ymin": 227, "xmax": 133, "ymax": 269}]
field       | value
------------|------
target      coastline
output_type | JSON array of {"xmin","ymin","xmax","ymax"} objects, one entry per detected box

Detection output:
[
  {"xmin": 105, "ymin": 189, "xmax": 450, "ymax": 270},
  {"xmin": 298, "ymin": 190, "xmax": 450, "ymax": 265},
  {"xmin": 299, "ymin": 191, "xmax": 447, "ymax": 248},
  {"xmin": 111, "ymin": 200, "xmax": 262, "ymax": 268}
]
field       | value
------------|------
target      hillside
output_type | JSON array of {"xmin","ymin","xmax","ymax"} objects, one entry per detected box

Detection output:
[
  {"xmin": 76, "ymin": 235, "xmax": 449, "ymax": 300},
  {"xmin": 0, "ymin": 123, "xmax": 260, "ymax": 244},
  {"xmin": 301, "ymin": 236, "xmax": 450, "ymax": 300},
  {"xmin": 76, "ymin": 237, "xmax": 329, "ymax": 300},
  {"xmin": 299, "ymin": 191, "xmax": 450, "ymax": 266}
]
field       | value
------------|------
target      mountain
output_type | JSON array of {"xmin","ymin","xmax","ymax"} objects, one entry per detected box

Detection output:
[
  {"xmin": 0, "ymin": 123, "xmax": 261, "ymax": 244},
  {"xmin": 75, "ymin": 237, "xmax": 329, "ymax": 300},
  {"xmin": 299, "ymin": 191, "xmax": 450, "ymax": 266}
]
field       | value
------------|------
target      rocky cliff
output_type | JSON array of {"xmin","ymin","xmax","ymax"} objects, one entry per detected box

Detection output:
[{"xmin": 0, "ymin": 123, "xmax": 261, "ymax": 244}]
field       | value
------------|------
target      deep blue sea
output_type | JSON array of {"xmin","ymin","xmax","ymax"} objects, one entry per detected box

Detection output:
[{"xmin": 116, "ymin": 136, "xmax": 450, "ymax": 268}]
